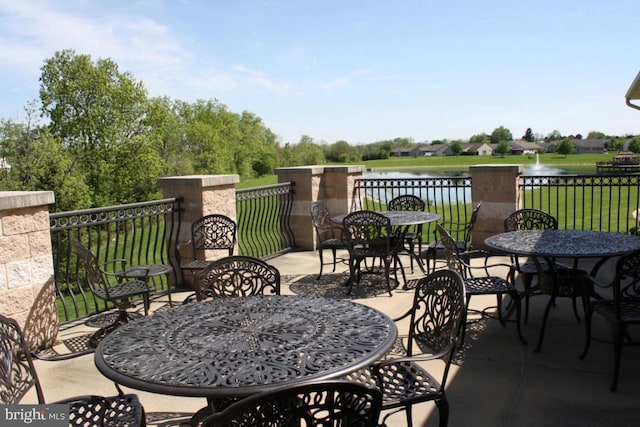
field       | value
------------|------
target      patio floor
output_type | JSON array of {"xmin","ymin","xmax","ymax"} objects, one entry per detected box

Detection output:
[{"xmin": 23, "ymin": 250, "xmax": 640, "ymax": 426}]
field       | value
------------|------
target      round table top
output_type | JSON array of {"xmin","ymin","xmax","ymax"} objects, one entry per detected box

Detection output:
[
  {"xmin": 94, "ymin": 295, "xmax": 397, "ymax": 398},
  {"xmin": 485, "ymin": 229, "xmax": 640, "ymax": 258},
  {"xmin": 333, "ymin": 210, "xmax": 439, "ymax": 226}
]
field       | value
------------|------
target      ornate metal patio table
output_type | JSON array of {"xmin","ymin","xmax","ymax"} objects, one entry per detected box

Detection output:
[
  {"xmin": 94, "ymin": 294, "xmax": 397, "ymax": 422},
  {"xmin": 485, "ymin": 229, "xmax": 640, "ymax": 274},
  {"xmin": 485, "ymin": 229, "xmax": 640, "ymax": 351}
]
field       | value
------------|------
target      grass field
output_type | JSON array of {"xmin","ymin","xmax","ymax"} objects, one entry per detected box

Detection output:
[{"xmin": 238, "ymin": 152, "xmax": 615, "ymax": 188}]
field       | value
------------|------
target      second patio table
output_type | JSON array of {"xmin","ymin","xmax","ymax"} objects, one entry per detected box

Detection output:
[{"xmin": 94, "ymin": 294, "xmax": 397, "ymax": 407}]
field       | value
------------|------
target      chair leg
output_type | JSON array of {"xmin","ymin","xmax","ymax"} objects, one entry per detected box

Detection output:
[
  {"xmin": 511, "ymin": 291, "xmax": 527, "ymax": 345},
  {"xmin": 460, "ymin": 296, "xmax": 471, "ymax": 345},
  {"xmin": 535, "ymin": 295, "xmax": 556, "ymax": 353},
  {"xmin": 522, "ymin": 273, "xmax": 533, "ymax": 324},
  {"xmin": 331, "ymin": 247, "xmax": 338, "ymax": 272},
  {"xmin": 404, "ymin": 404, "xmax": 413, "ymax": 427},
  {"xmin": 316, "ymin": 248, "xmax": 324, "ymax": 280},
  {"xmin": 579, "ymin": 308, "xmax": 594, "ymax": 360},
  {"xmin": 611, "ymin": 323, "xmax": 623, "ymax": 392},
  {"xmin": 435, "ymin": 397, "xmax": 450, "ymax": 427}
]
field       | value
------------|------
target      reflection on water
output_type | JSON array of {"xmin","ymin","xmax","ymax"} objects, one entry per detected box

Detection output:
[{"xmin": 365, "ymin": 164, "xmax": 590, "ymax": 179}]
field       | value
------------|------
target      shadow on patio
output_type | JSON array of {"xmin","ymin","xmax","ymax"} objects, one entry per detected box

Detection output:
[{"xmin": 24, "ymin": 250, "xmax": 640, "ymax": 427}]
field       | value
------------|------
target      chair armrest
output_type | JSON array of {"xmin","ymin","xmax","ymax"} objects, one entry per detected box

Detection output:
[{"xmin": 100, "ymin": 258, "xmax": 128, "ymax": 275}]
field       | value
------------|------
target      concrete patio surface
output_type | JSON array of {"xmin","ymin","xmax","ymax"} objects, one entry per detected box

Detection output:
[{"xmin": 22, "ymin": 250, "xmax": 640, "ymax": 426}]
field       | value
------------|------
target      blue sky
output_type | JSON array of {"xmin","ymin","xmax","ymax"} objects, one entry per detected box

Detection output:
[{"xmin": 1, "ymin": 0, "xmax": 639, "ymax": 145}]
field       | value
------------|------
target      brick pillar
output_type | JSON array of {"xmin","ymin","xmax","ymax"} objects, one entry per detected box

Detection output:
[
  {"xmin": 157, "ymin": 175, "xmax": 240, "ymax": 276},
  {"xmin": 0, "ymin": 191, "xmax": 56, "ymax": 333},
  {"xmin": 275, "ymin": 165, "xmax": 364, "ymax": 251},
  {"xmin": 469, "ymin": 165, "xmax": 523, "ymax": 250}
]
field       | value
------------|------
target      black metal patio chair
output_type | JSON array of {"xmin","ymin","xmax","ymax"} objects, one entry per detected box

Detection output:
[
  {"xmin": 195, "ymin": 255, "xmax": 280, "ymax": 301},
  {"xmin": 0, "ymin": 313, "xmax": 146, "ymax": 427},
  {"xmin": 345, "ymin": 269, "xmax": 466, "ymax": 427},
  {"xmin": 504, "ymin": 208, "xmax": 571, "ymax": 324},
  {"xmin": 73, "ymin": 240, "xmax": 155, "ymax": 347},
  {"xmin": 581, "ymin": 250, "xmax": 640, "ymax": 391},
  {"xmin": 437, "ymin": 224, "xmax": 526, "ymax": 346},
  {"xmin": 201, "ymin": 380, "xmax": 382, "ymax": 427},
  {"xmin": 388, "ymin": 194, "xmax": 427, "ymax": 273},
  {"xmin": 310, "ymin": 201, "xmax": 347, "ymax": 280},
  {"xmin": 342, "ymin": 210, "xmax": 404, "ymax": 296}
]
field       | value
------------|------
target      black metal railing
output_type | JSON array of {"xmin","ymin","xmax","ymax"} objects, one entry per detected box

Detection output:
[
  {"xmin": 520, "ymin": 174, "xmax": 640, "ymax": 233},
  {"xmin": 236, "ymin": 182, "xmax": 296, "ymax": 259},
  {"xmin": 352, "ymin": 176, "xmax": 473, "ymax": 242},
  {"xmin": 50, "ymin": 198, "xmax": 183, "ymax": 323}
]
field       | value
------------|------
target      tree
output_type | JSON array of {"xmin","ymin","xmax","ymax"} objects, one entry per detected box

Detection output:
[
  {"xmin": 490, "ymin": 126, "xmax": 513, "ymax": 144},
  {"xmin": 556, "ymin": 138, "xmax": 574, "ymax": 156},
  {"xmin": 495, "ymin": 140, "xmax": 510, "ymax": 156},
  {"xmin": 522, "ymin": 128, "xmax": 534, "ymax": 142},
  {"xmin": 469, "ymin": 133, "xmax": 490, "ymax": 145},
  {"xmin": 587, "ymin": 131, "xmax": 607, "ymax": 140},
  {"xmin": 546, "ymin": 130, "xmax": 563, "ymax": 141},
  {"xmin": 450, "ymin": 140, "xmax": 463, "ymax": 156},
  {"xmin": 628, "ymin": 136, "xmax": 640, "ymax": 153},
  {"xmin": 39, "ymin": 49, "xmax": 161, "ymax": 206}
]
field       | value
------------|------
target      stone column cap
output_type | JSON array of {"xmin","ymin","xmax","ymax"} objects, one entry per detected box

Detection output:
[
  {"xmin": 157, "ymin": 175, "xmax": 239, "ymax": 188},
  {"xmin": 0, "ymin": 191, "xmax": 55, "ymax": 210}
]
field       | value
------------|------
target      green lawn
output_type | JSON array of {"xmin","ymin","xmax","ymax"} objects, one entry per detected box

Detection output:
[{"xmin": 239, "ymin": 153, "xmax": 614, "ymax": 187}]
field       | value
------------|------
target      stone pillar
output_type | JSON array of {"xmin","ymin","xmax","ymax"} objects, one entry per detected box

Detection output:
[
  {"xmin": 157, "ymin": 175, "xmax": 240, "ymax": 272},
  {"xmin": 469, "ymin": 164, "xmax": 523, "ymax": 250},
  {"xmin": 0, "ymin": 191, "xmax": 56, "ymax": 332},
  {"xmin": 276, "ymin": 165, "xmax": 364, "ymax": 251}
]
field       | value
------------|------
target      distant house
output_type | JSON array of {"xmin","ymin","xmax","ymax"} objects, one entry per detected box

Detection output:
[
  {"xmin": 390, "ymin": 146, "xmax": 415, "ymax": 157},
  {"xmin": 463, "ymin": 143, "xmax": 492, "ymax": 156},
  {"xmin": 419, "ymin": 144, "xmax": 448, "ymax": 157},
  {"xmin": 509, "ymin": 140, "xmax": 544, "ymax": 155},
  {"xmin": 573, "ymin": 138, "xmax": 609, "ymax": 153}
]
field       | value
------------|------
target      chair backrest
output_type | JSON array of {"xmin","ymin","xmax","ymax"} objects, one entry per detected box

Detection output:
[
  {"xmin": 310, "ymin": 201, "xmax": 341, "ymax": 242},
  {"xmin": 201, "ymin": 380, "xmax": 382, "ymax": 427},
  {"xmin": 613, "ymin": 250, "xmax": 640, "ymax": 320},
  {"xmin": 72, "ymin": 240, "xmax": 111, "ymax": 299},
  {"xmin": 191, "ymin": 214, "xmax": 237, "ymax": 258},
  {"xmin": 462, "ymin": 202, "xmax": 482, "ymax": 245},
  {"xmin": 197, "ymin": 255, "xmax": 281, "ymax": 300},
  {"xmin": 436, "ymin": 224, "xmax": 466, "ymax": 276},
  {"xmin": 408, "ymin": 270, "xmax": 466, "ymax": 388},
  {"xmin": 342, "ymin": 211, "xmax": 392, "ymax": 254},
  {"xmin": 388, "ymin": 194, "xmax": 426, "ymax": 212},
  {"xmin": 504, "ymin": 208, "xmax": 557, "ymax": 231},
  {"xmin": 0, "ymin": 314, "xmax": 46, "ymax": 404}
]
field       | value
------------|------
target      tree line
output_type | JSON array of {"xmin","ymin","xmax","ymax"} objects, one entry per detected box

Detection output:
[{"xmin": 0, "ymin": 50, "xmax": 634, "ymax": 212}]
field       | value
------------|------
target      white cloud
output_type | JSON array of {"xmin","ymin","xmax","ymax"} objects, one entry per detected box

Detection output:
[
  {"xmin": 232, "ymin": 65, "xmax": 294, "ymax": 95},
  {"xmin": 322, "ymin": 77, "xmax": 348, "ymax": 90}
]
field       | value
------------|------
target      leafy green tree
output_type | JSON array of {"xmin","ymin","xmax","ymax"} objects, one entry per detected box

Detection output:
[
  {"xmin": 39, "ymin": 49, "xmax": 161, "ymax": 206},
  {"xmin": 450, "ymin": 140, "xmax": 463, "ymax": 155},
  {"xmin": 546, "ymin": 130, "xmax": 563, "ymax": 141},
  {"xmin": 490, "ymin": 126, "xmax": 513, "ymax": 144},
  {"xmin": 628, "ymin": 136, "xmax": 640, "ymax": 153},
  {"xmin": 522, "ymin": 128, "xmax": 534, "ymax": 142},
  {"xmin": 587, "ymin": 131, "xmax": 607, "ymax": 139},
  {"xmin": 495, "ymin": 140, "xmax": 510, "ymax": 156},
  {"xmin": 556, "ymin": 138, "xmax": 574, "ymax": 156},
  {"xmin": 608, "ymin": 137, "xmax": 624, "ymax": 151},
  {"xmin": 0, "ymin": 109, "xmax": 90, "ymax": 211},
  {"xmin": 469, "ymin": 133, "xmax": 490, "ymax": 144}
]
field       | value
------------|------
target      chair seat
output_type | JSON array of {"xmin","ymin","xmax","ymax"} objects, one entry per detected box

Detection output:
[
  {"xmin": 346, "ymin": 361, "xmax": 443, "ymax": 410},
  {"xmin": 464, "ymin": 276, "xmax": 514, "ymax": 295},
  {"xmin": 513, "ymin": 260, "xmax": 571, "ymax": 275},
  {"xmin": 65, "ymin": 394, "xmax": 144, "ymax": 427},
  {"xmin": 92, "ymin": 280, "xmax": 155, "ymax": 301},
  {"xmin": 590, "ymin": 297, "xmax": 640, "ymax": 323},
  {"xmin": 320, "ymin": 237, "xmax": 347, "ymax": 249}
]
